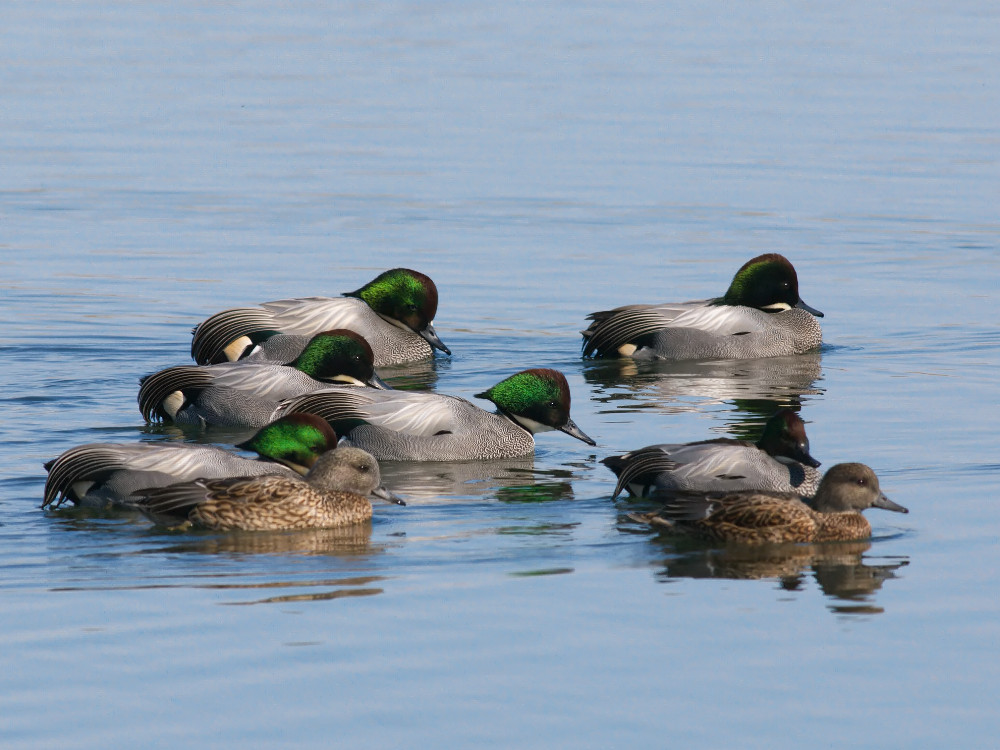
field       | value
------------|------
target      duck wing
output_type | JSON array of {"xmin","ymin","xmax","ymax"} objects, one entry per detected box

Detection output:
[
  {"xmin": 131, "ymin": 474, "xmax": 304, "ymax": 518},
  {"xmin": 583, "ymin": 299, "xmax": 767, "ymax": 356},
  {"xmin": 257, "ymin": 297, "xmax": 367, "ymax": 334},
  {"xmin": 43, "ymin": 443, "xmax": 245, "ymax": 507},
  {"xmin": 659, "ymin": 491, "xmax": 817, "ymax": 543},
  {"xmin": 138, "ymin": 364, "xmax": 319, "ymax": 421},
  {"xmin": 605, "ymin": 441, "xmax": 756, "ymax": 498},
  {"xmin": 191, "ymin": 307, "xmax": 277, "ymax": 364},
  {"xmin": 279, "ymin": 389, "xmax": 465, "ymax": 437}
]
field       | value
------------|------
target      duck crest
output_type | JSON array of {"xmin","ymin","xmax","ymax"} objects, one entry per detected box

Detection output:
[{"xmin": 345, "ymin": 268, "xmax": 438, "ymax": 333}]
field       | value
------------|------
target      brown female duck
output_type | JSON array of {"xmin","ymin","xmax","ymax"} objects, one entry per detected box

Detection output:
[
  {"xmin": 130, "ymin": 446, "xmax": 404, "ymax": 531},
  {"xmin": 630, "ymin": 462, "xmax": 907, "ymax": 544}
]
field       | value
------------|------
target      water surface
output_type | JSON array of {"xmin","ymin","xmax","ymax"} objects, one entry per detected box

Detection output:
[{"xmin": 2, "ymin": 2, "xmax": 999, "ymax": 748}]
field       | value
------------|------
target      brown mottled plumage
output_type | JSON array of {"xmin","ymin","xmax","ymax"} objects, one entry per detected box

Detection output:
[
  {"xmin": 630, "ymin": 463, "xmax": 907, "ymax": 544},
  {"xmin": 131, "ymin": 446, "xmax": 403, "ymax": 531}
]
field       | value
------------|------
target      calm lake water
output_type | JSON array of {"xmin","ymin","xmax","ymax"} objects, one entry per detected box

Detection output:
[{"xmin": 3, "ymin": 2, "xmax": 999, "ymax": 747}]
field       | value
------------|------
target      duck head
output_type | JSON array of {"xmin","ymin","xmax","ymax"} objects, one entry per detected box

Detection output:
[
  {"xmin": 812, "ymin": 463, "xmax": 908, "ymax": 514},
  {"xmin": 290, "ymin": 330, "xmax": 389, "ymax": 389},
  {"xmin": 307, "ymin": 446, "xmax": 405, "ymax": 505},
  {"xmin": 720, "ymin": 253, "xmax": 823, "ymax": 317},
  {"xmin": 236, "ymin": 413, "xmax": 339, "ymax": 475},
  {"xmin": 345, "ymin": 268, "xmax": 451, "ymax": 355},
  {"xmin": 475, "ymin": 368, "xmax": 596, "ymax": 446},
  {"xmin": 756, "ymin": 409, "xmax": 821, "ymax": 468}
]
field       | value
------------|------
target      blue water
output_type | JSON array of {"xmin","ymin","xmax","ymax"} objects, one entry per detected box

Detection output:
[{"xmin": 3, "ymin": 2, "xmax": 999, "ymax": 747}]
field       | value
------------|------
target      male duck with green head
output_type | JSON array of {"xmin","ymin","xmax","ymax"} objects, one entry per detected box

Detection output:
[
  {"xmin": 191, "ymin": 268, "xmax": 451, "ymax": 367},
  {"xmin": 140, "ymin": 330, "xmax": 388, "ymax": 430},
  {"xmin": 279, "ymin": 368, "xmax": 596, "ymax": 461},
  {"xmin": 43, "ymin": 413, "xmax": 338, "ymax": 508},
  {"xmin": 582, "ymin": 254, "xmax": 823, "ymax": 360}
]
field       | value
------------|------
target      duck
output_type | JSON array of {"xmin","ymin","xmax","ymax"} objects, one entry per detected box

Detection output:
[
  {"xmin": 603, "ymin": 409, "xmax": 821, "ymax": 499},
  {"xmin": 629, "ymin": 463, "xmax": 908, "ymax": 544},
  {"xmin": 129, "ymin": 446, "xmax": 405, "ymax": 531},
  {"xmin": 582, "ymin": 253, "xmax": 823, "ymax": 360},
  {"xmin": 279, "ymin": 368, "xmax": 596, "ymax": 461},
  {"xmin": 190, "ymin": 268, "xmax": 451, "ymax": 367},
  {"xmin": 139, "ymin": 329, "xmax": 388, "ymax": 429},
  {"xmin": 42, "ymin": 414, "xmax": 338, "ymax": 509}
]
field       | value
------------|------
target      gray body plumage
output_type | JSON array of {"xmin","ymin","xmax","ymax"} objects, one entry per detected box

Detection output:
[
  {"xmin": 43, "ymin": 442, "xmax": 299, "ymax": 508},
  {"xmin": 202, "ymin": 297, "xmax": 432, "ymax": 367},
  {"xmin": 139, "ymin": 362, "xmax": 366, "ymax": 429},
  {"xmin": 608, "ymin": 441, "xmax": 821, "ymax": 497},
  {"xmin": 281, "ymin": 389, "xmax": 537, "ymax": 461},
  {"xmin": 586, "ymin": 300, "xmax": 822, "ymax": 361}
]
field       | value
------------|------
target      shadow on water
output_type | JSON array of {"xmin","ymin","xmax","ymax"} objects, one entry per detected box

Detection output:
[{"xmin": 629, "ymin": 526, "xmax": 908, "ymax": 615}]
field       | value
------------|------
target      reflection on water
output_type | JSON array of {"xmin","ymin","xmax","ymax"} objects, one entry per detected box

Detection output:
[
  {"xmin": 152, "ymin": 524, "xmax": 381, "ymax": 558},
  {"xmin": 586, "ymin": 350, "xmax": 825, "ymax": 442},
  {"xmin": 53, "ymin": 574, "xmax": 387, "ymax": 606},
  {"xmin": 636, "ymin": 530, "xmax": 907, "ymax": 614},
  {"xmin": 377, "ymin": 357, "xmax": 443, "ymax": 392},
  {"xmin": 222, "ymin": 585, "xmax": 384, "ymax": 606},
  {"xmin": 586, "ymin": 351, "xmax": 823, "ymax": 412},
  {"xmin": 378, "ymin": 456, "xmax": 578, "ymax": 504}
]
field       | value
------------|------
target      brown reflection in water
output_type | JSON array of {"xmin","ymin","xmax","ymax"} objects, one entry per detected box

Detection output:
[
  {"xmin": 223, "ymin": 587, "xmax": 383, "ymax": 605},
  {"xmin": 637, "ymin": 531, "xmax": 907, "ymax": 614},
  {"xmin": 159, "ymin": 524, "xmax": 378, "ymax": 557}
]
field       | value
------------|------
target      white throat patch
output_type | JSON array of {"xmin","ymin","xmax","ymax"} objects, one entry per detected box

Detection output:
[{"xmin": 510, "ymin": 414, "xmax": 554, "ymax": 435}]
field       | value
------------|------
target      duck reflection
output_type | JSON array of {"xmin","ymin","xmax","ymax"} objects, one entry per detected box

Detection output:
[
  {"xmin": 634, "ymin": 530, "xmax": 907, "ymax": 614},
  {"xmin": 154, "ymin": 523, "xmax": 381, "ymax": 557},
  {"xmin": 377, "ymin": 457, "xmax": 577, "ymax": 504},
  {"xmin": 376, "ymin": 355, "xmax": 442, "ymax": 391},
  {"xmin": 585, "ymin": 350, "xmax": 824, "ymax": 419}
]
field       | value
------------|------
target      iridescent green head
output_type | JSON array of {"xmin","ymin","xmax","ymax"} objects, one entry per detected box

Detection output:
[
  {"xmin": 475, "ymin": 368, "xmax": 596, "ymax": 445},
  {"xmin": 290, "ymin": 330, "xmax": 388, "ymax": 388},
  {"xmin": 237, "ymin": 413, "xmax": 338, "ymax": 474},
  {"xmin": 756, "ymin": 409, "xmax": 820, "ymax": 468},
  {"xmin": 345, "ymin": 268, "xmax": 451, "ymax": 354},
  {"xmin": 718, "ymin": 253, "xmax": 823, "ymax": 317}
]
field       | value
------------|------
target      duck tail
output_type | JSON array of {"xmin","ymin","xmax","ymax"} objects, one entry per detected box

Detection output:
[
  {"xmin": 191, "ymin": 307, "xmax": 276, "ymax": 364},
  {"xmin": 602, "ymin": 448, "xmax": 680, "ymax": 500},
  {"xmin": 581, "ymin": 304, "xmax": 662, "ymax": 358},
  {"xmin": 137, "ymin": 366, "xmax": 215, "ymax": 422},
  {"xmin": 42, "ymin": 445, "xmax": 130, "ymax": 508},
  {"xmin": 276, "ymin": 391, "xmax": 372, "ymax": 435}
]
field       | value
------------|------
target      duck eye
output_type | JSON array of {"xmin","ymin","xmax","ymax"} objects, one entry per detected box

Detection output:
[{"xmin": 856, "ymin": 478, "xmax": 866, "ymax": 486}]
